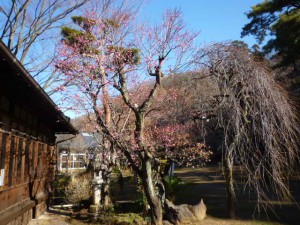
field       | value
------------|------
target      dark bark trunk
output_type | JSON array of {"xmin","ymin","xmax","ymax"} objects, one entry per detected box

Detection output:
[
  {"xmin": 116, "ymin": 73, "xmax": 163, "ymax": 224},
  {"xmin": 293, "ymin": 60, "xmax": 298, "ymax": 72},
  {"xmin": 224, "ymin": 159, "xmax": 235, "ymax": 219},
  {"xmin": 149, "ymin": 199, "xmax": 163, "ymax": 225},
  {"xmin": 134, "ymin": 112, "xmax": 163, "ymax": 224},
  {"xmin": 101, "ymin": 163, "xmax": 112, "ymax": 208},
  {"xmin": 141, "ymin": 158, "xmax": 163, "ymax": 225}
]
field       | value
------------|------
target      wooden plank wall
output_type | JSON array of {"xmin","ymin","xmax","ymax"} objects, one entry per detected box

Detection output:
[{"xmin": 0, "ymin": 128, "xmax": 55, "ymax": 217}]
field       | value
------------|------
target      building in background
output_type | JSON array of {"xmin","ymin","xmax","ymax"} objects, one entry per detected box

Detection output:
[{"xmin": 57, "ymin": 132, "xmax": 100, "ymax": 171}]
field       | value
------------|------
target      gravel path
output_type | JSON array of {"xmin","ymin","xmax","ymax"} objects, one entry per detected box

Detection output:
[{"xmin": 28, "ymin": 211, "xmax": 71, "ymax": 225}]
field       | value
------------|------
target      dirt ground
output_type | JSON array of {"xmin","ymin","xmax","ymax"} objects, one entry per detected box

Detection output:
[
  {"xmin": 174, "ymin": 166, "xmax": 300, "ymax": 225},
  {"xmin": 30, "ymin": 166, "xmax": 300, "ymax": 225}
]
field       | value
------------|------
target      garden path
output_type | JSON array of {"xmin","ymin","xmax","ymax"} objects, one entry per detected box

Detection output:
[{"xmin": 28, "ymin": 211, "xmax": 70, "ymax": 225}]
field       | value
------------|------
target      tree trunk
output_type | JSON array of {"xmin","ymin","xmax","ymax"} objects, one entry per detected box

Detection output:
[
  {"xmin": 141, "ymin": 157, "xmax": 163, "ymax": 225},
  {"xmin": 100, "ymin": 71, "xmax": 112, "ymax": 208},
  {"xmin": 101, "ymin": 162, "xmax": 112, "ymax": 208},
  {"xmin": 224, "ymin": 159, "xmax": 235, "ymax": 219},
  {"xmin": 293, "ymin": 60, "xmax": 298, "ymax": 72},
  {"xmin": 103, "ymin": 182, "xmax": 111, "ymax": 207},
  {"xmin": 101, "ymin": 73, "xmax": 111, "ymax": 124}
]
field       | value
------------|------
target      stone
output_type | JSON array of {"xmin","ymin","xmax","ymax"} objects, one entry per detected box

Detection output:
[
  {"xmin": 191, "ymin": 198, "xmax": 207, "ymax": 221},
  {"xmin": 163, "ymin": 220, "xmax": 173, "ymax": 225},
  {"xmin": 164, "ymin": 199, "xmax": 207, "ymax": 224}
]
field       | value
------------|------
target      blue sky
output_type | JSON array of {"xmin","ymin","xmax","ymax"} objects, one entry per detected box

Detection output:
[{"xmin": 140, "ymin": 0, "xmax": 262, "ymax": 47}]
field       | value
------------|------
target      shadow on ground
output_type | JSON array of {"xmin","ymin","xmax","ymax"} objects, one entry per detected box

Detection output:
[{"xmin": 174, "ymin": 166, "xmax": 300, "ymax": 225}]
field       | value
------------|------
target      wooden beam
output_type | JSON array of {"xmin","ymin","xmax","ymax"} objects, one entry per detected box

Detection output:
[{"xmin": 0, "ymin": 199, "xmax": 35, "ymax": 225}]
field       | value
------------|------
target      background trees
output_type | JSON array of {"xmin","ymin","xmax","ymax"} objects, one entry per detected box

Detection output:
[{"xmin": 241, "ymin": 0, "xmax": 300, "ymax": 70}]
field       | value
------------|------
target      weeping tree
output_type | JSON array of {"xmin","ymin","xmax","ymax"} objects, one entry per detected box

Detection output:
[{"xmin": 201, "ymin": 42, "xmax": 299, "ymax": 218}]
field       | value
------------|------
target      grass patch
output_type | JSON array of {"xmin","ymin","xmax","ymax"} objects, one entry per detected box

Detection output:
[{"xmin": 91, "ymin": 213, "xmax": 147, "ymax": 225}]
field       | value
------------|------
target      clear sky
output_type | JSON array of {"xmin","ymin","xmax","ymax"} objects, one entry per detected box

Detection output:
[{"xmin": 139, "ymin": 0, "xmax": 262, "ymax": 47}]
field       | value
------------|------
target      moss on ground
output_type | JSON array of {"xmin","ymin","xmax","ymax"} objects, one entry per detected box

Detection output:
[{"xmin": 97, "ymin": 213, "xmax": 147, "ymax": 224}]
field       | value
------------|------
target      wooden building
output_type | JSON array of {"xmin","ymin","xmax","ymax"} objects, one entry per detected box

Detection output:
[{"xmin": 0, "ymin": 40, "xmax": 77, "ymax": 225}]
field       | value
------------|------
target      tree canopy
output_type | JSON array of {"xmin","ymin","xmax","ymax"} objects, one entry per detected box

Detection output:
[{"xmin": 241, "ymin": 0, "xmax": 300, "ymax": 69}]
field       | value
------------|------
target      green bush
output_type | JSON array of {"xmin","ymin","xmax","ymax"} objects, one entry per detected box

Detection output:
[
  {"xmin": 164, "ymin": 176, "xmax": 184, "ymax": 202},
  {"xmin": 52, "ymin": 172, "xmax": 71, "ymax": 198}
]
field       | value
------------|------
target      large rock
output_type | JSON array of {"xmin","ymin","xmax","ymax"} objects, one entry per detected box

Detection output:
[
  {"xmin": 163, "ymin": 220, "xmax": 173, "ymax": 225},
  {"xmin": 191, "ymin": 199, "xmax": 207, "ymax": 221},
  {"xmin": 164, "ymin": 199, "xmax": 207, "ymax": 224}
]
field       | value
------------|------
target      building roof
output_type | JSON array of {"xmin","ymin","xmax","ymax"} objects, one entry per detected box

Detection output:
[
  {"xmin": 0, "ymin": 40, "xmax": 77, "ymax": 134},
  {"xmin": 57, "ymin": 132, "xmax": 100, "ymax": 152},
  {"xmin": 82, "ymin": 132, "xmax": 98, "ymax": 148}
]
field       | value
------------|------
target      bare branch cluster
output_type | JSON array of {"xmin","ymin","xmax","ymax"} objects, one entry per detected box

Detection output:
[
  {"xmin": 65, "ymin": 174, "xmax": 92, "ymax": 205},
  {"xmin": 203, "ymin": 43, "xmax": 300, "ymax": 212},
  {"xmin": 0, "ymin": 0, "xmax": 89, "ymax": 90}
]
